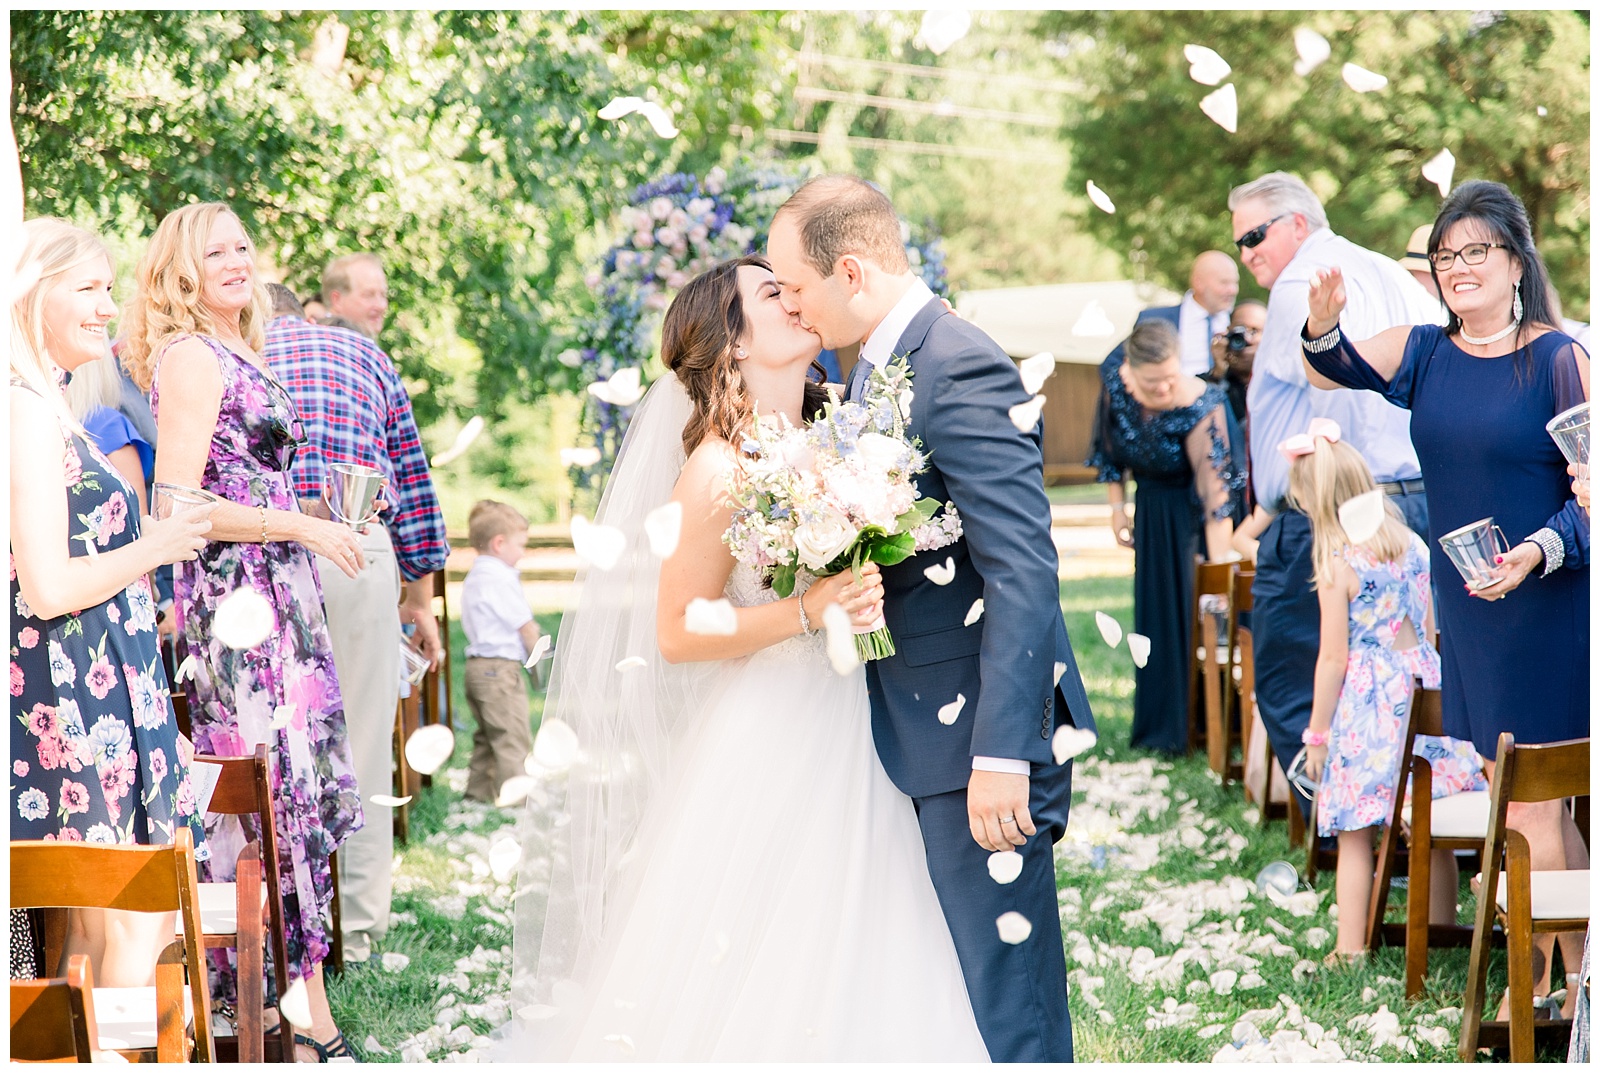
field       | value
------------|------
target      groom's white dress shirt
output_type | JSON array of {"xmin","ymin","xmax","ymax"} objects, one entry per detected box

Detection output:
[{"xmin": 859, "ymin": 276, "xmax": 1030, "ymax": 778}]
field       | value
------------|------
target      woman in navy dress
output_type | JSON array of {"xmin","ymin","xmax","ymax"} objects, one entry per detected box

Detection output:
[
  {"xmin": 1300, "ymin": 179, "xmax": 1587, "ymax": 1015},
  {"xmin": 1089, "ymin": 320, "xmax": 1247, "ymax": 754}
]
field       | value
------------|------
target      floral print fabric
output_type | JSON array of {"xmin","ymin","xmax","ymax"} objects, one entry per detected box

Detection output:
[
  {"xmin": 1316, "ymin": 536, "xmax": 1486, "ymax": 836},
  {"xmin": 9, "ymin": 379, "xmax": 209, "ymax": 860},
  {"xmin": 150, "ymin": 335, "xmax": 362, "ymax": 993}
]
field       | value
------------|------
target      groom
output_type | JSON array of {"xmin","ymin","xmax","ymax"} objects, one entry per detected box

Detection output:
[{"xmin": 769, "ymin": 176, "xmax": 1095, "ymax": 1062}]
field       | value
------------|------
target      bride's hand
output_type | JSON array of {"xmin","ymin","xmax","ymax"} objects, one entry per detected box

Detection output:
[{"xmin": 804, "ymin": 562, "xmax": 885, "ymax": 630}]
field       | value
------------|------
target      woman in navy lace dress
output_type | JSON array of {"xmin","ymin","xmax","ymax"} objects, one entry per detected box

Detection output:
[{"xmin": 1089, "ymin": 320, "xmax": 1247, "ymax": 754}]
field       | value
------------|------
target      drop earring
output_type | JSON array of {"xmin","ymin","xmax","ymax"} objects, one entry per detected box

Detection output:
[{"xmin": 1512, "ymin": 281, "xmax": 1523, "ymax": 324}]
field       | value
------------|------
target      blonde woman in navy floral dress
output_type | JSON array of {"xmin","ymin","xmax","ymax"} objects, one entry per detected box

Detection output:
[
  {"xmin": 9, "ymin": 219, "xmax": 213, "ymax": 986},
  {"xmin": 123, "ymin": 204, "xmax": 368, "ymax": 1061}
]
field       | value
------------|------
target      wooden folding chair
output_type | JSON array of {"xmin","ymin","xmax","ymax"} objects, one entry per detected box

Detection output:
[
  {"xmin": 11, "ymin": 828, "xmax": 213, "ymax": 1062},
  {"xmin": 1189, "ymin": 561, "xmax": 1234, "ymax": 768},
  {"xmin": 1221, "ymin": 563, "xmax": 1253, "ymax": 785},
  {"xmin": 393, "ymin": 695, "xmax": 415, "ymax": 842},
  {"xmin": 1460, "ymin": 733, "xmax": 1591, "ymax": 1061},
  {"xmin": 193, "ymin": 744, "xmax": 293, "ymax": 1062},
  {"xmin": 10, "ymin": 954, "xmax": 100, "ymax": 1062},
  {"xmin": 430, "ymin": 569, "xmax": 455, "ymax": 732}
]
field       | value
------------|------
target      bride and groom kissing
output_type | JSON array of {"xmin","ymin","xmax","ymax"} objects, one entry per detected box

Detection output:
[{"xmin": 503, "ymin": 175, "xmax": 1096, "ymax": 1062}]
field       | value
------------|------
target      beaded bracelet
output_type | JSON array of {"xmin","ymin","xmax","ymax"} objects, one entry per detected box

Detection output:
[
  {"xmin": 258, "ymin": 507, "xmax": 269, "ymax": 545},
  {"xmin": 1300, "ymin": 322, "xmax": 1342, "ymax": 354},
  {"xmin": 1301, "ymin": 727, "xmax": 1329, "ymax": 747}
]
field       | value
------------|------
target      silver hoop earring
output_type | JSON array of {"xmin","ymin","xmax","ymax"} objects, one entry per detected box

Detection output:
[{"xmin": 1512, "ymin": 281, "xmax": 1524, "ymax": 324}]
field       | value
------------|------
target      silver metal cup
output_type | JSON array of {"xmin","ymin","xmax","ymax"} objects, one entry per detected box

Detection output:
[
  {"xmin": 1438, "ymin": 517, "xmax": 1511, "ymax": 590},
  {"xmin": 322, "ymin": 463, "xmax": 386, "ymax": 533},
  {"xmin": 151, "ymin": 482, "xmax": 220, "ymax": 520}
]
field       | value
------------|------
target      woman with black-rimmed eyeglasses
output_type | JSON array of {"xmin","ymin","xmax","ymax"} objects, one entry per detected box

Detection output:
[{"xmin": 1298, "ymin": 179, "xmax": 1588, "ymax": 1019}]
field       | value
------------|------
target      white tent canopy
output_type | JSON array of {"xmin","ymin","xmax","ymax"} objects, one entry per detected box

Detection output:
[{"xmin": 954, "ymin": 279, "xmax": 1183, "ymax": 365}]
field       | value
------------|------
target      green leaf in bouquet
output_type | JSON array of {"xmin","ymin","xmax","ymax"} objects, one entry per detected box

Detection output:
[
  {"xmin": 894, "ymin": 497, "xmax": 941, "ymax": 531},
  {"xmin": 866, "ymin": 533, "xmax": 917, "ymax": 566},
  {"xmin": 771, "ymin": 563, "xmax": 797, "ymax": 599}
]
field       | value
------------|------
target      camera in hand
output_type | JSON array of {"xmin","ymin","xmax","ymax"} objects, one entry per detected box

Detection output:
[{"xmin": 1226, "ymin": 326, "xmax": 1252, "ymax": 352}]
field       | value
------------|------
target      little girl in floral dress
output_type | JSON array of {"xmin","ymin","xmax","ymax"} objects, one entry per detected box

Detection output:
[{"xmin": 1285, "ymin": 421, "xmax": 1486, "ymax": 963}]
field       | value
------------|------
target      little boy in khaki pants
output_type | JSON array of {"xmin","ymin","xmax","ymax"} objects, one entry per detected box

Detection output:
[{"xmin": 460, "ymin": 500, "xmax": 543, "ymax": 803}]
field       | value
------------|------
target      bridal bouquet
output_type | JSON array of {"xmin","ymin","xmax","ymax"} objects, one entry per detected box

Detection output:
[{"xmin": 723, "ymin": 357, "xmax": 962, "ymax": 660}]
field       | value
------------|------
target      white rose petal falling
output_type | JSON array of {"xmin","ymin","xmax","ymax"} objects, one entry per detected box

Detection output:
[
  {"xmin": 937, "ymin": 693, "xmax": 967, "ymax": 726},
  {"xmin": 405, "ymin": 724, "xmax": 456, "ymax": 776},
  {"xmin": 270, "ymin": 704, "xmax": 294, "ymax": 730},
  {"xmin": 918, "ymin": 9, "xmax": 971, "ymax": 55},
  {"xmin": 1052, "ymin": 725, "xmax": 1098, "ymax": 764},
  {"xmin": 923, "ymin": 556, "xmax": 956, "ymax": 586},
  {"xmin": 1127, "ymin": 632, "xmax": 1152, "ymax": 669},
  {"xmin": 597, "ymin": 96, "xmax": 678, "ymax": 139},
  {"xmin": 570, "ymin": 515, "xmax": 627, "ymax": 572},
  {"xmin": 532, "ymin": 718, "xmax": 581, "ymax": 772},
  {"xmin": 1341, "ymin": 62, "xmax": 1388, "ymax": 93},
  {"xmin": 1085, "ymin": 181, "xmax": 1117, "ymax": 215},
  {"xmin": 369, "ymin": 794, "xmax": 413, "ymax": 808},
  {"xmin": 603, "ymin": 1033, "xmax": 637, "ymax": 1057},
  {"xmin": 822, "ymin": 603, "xmax": 861, "ymax": 676},
  {"xmin": 1094, "ymin": 611, "xmax": 1123, "ymax": 648},
  {"xmin": 495, "ymin": 775, "xmax": 539, "ymax": 808},
  {"xmin": 1337, "ymin": 488, "xmax": 1387, "ymax": 544},
  {"xmin": 1019, "ymin": 351, "xmax": 1056, "ymax": 395},
  {"xmin": 586, "ymin": 365, "xmax": 646, "ymax": 407},
  {"xmin": 684, "ymin": 597, "xmax": 738, "ymax": 636},
  {"xmin": 279, "ymin": 977, "xmax": 314, "ymax": 1030},
  {"xmin": 1071, "ymin": 299, "xmax": 1116, "ymax": 338},
  {"xmin": 1054, "ymin": 661, "xmax": 1068, "ymax": 687},
  {"xmin": 559, "ymin": 446, "xmax": 602, "ymax": 469},
  {"xmin": 996, "ymin": 911, "xmax": 1033, "ymax": 944},
  {"xmin": 174, "ymin": 654, "xmax": 197, "ymax": 684},
  {"xmin": 963, "ymin": 599, "xmax": 985, "ymax": 627},
  {"xmin": 1421, "ymin": 148, "xmax": 1456, "ymax": 197},
  {"xmin": 523, "ymin": 633, "xmax": 552, "ymax": 670},
  {"xmin": 1008, "ymin": 395, "xmax": 1046, "ymax": 433},
  {"xmin": 431, "ymin": 415, "xmax": 485, "ymax": 467},
  {"xmin": 643, "ymin": 501, "xmax": 683, "ymax": 559},
  {"xmin": 614, "ymin": 656, "xmax": 648, "ymax": 673},
  {"xmin": 488, "ymin": 838, "xmax": 523, "ymax": 882},
  {"xmin": 1293, "ymin": 27, "xmax": 1331, "ymax": 75},
  {"xmin": 986, "ymin": 850, "xmax": 1024, "ymax": 884},
  {"xmin": 1183, "ymin": 44, "xmax": 1232, "ymax": 86},
  {"xmin": 213, "ymin": 588, "xmax": 275, "ymax": 650},
  {"xmin": 1199, "ymin": 83, "xmax": 1238, "ymax": 133}
]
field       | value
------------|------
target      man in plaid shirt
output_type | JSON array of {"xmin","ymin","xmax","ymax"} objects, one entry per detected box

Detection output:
[{"xmin": 266, "ymin": 281, "xmax": 448, "ymax": 966}]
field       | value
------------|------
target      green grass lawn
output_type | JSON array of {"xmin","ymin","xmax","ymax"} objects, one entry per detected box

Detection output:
[{"xmin": 326, "ymin": 582, "xmax": 1544, "ymax": 1062}]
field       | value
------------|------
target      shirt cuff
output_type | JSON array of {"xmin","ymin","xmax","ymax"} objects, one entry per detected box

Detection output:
[{"xmin": 972, "ymin": 756, "xmax": 1030, "ymax": 775}]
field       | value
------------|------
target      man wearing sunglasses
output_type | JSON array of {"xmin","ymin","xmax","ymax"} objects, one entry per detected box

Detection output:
[{"xmin": 1227, "ymin": 171, "xmax": 1444, "ymax": 816}]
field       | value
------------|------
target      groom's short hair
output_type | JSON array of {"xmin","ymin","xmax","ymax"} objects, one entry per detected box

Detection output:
[{"xmin": 776, "ymin": 175, "xmax": 910, "ymax": 278}]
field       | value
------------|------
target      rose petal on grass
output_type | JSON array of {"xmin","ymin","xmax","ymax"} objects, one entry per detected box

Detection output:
[
  {"xmin": 1199, "ymin": 83, "xmax": 1238, "ymax": 133},
  {"xmin": 684, "ymin": 597, "xmax": 738, "ymax": 636},
  {"xmin": 532, "ymin": 718, "xmax": 580, "ymax": 771},
  {"xmin": 369, "ymin": 794, "xmax": 412, "ymax": 807},
  {"xmin": 923, "ymin": 556, "xmax": 956, "ymax": 586},
  {"xmin": 1052, "ymin": 725, "xmax": 1097, "ymax": 764},
  {"xmin": 495, "ymin": 775, "xmax": 538, "ymax": 807},
  {"xmin": 523, "ymin": 633, "xmax": 552, "ymax": 670},
  {"xmin": 1095, "ymin": 611, "xmax": 1123, "ymax": 648},
  {"xmin": 571, "ymin": 515, "xmax": 627, "ymax": 571},
  {"xmin": 987, "ymin": 850, "xmax": 1024, "ymax": 884},
  {"xmin": 822, "ymin": 603, "xmax": 861, "ymax": 676},
  {"xmin": 1421, "ymin": 148, "xmax": 1456, "ymax": 197},
  {"xmin": 963, "ymin": 599, "xmax": 985, "ymax": 627},
  {"xmin": 938, "ymin": 693, "xmax": 967, "ymax": 725},
  {"xmin": 363, "ymin": 1034, "xmax": 389, "ymax": 1055},
  {"xmin": 643, "ymin": 501, "xmax": 683, "ymax": 559},
  {"xmin": 1085, "ymin": 181, "xmax": 1116, "ymax": 215},
  {"xmin": 1210, "ymin": 969, "xmax": 1238, "ymax": 995},
  {"xmin": 996, "ymin": 911, "xmax": 1033, "ymax": 944},
  {"xmin": 1293, "ymin": 27, "xmax": 1330, "ymax": 75},
  {"xmin": 1184, "ymin": 44, "xmax": 1231, "ymax": 85},
  {"xmin": 614, "ymin": 656, "xmax": 648, "ymax": 672},
  {"xmin": 1341, "ymin": 62, "xmax": 1388, "ymax": 93},
  {"xmin": 213, "ymin": 588, "xmax": 275, "ymax": 650},
  {"xmin": 381, "ymin": 952, "xmax": 410, "ymax": 973},
  {"xmin": 1072, "ymin": 300, "xmax": 1116, "ymax": 338},
  {"xmin": 1304, "ymin": 926, "xmax": 1330, "ymax": 949},
  {"xmin": 1008, "ymin": 394, "xmax": 1045, "ymax": 433},
  {"xmin": 279, "ymin": 977, "xmax": 313, "ymax": 1030},
  {"xmin": 1338, "ymin": 488, "xmax": 1386, "ymax": 544},
  {"xmin": 1127, "ymin": 632, "xmax": 1151, "ymax": 668},
  {"xmin": 405, "ymin": 723, "xmax": 456, "ymax": 776},
  {"xmin": 1020, "ymin": 351, "xmax": 1057, "ymax": 395},
  {"xmin": 488, "ymin": 838, "xmax": 523, "ymax": 882}
]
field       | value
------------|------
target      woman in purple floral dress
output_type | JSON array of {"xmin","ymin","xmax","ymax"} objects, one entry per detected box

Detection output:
[
  {"xmin": 123, "ymin": 204, "xmax": 367, "ymax": 1060},
  {"xmin": 10, "ymin": 219, "xmax": 213, "ymax": 986}
]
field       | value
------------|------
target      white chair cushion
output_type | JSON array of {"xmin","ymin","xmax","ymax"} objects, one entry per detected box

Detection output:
[
  {"xmin": 93, "ymin": 985, "xmax": 192, "ymax": 1052},
  {"xmin": 1402, "ymin": 790, "xmax": 1491, "ymax": 840},
  {"xmin": 1496, "ymin": 869, "xmax": 1592, "ymax": 921},
  {"xmin": 198, "ymin": 881, "xmax": 238, "ymax": 935}
]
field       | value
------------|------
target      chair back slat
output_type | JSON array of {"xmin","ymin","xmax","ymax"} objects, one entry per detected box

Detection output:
[
  {"xmin": 195, "ymin": 748, "xmax": 267, "ymax": 816},
  {"xmin": 12, "ymin": 843, "xmax": 182, "ymax": 913},
  {"xmin": 1502, "ymin": 736, "xmax": 1589, "ymax": 804},
  {"xmin": 9, "ymin": 954, "xmax": 98, "ymax": 1062}
]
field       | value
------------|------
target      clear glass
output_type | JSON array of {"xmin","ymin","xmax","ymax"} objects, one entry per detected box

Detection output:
[
  {"xmin": 151, "ymin": 482, "xmax": 219, "ymax": 520},
  {"xmin": 1547, "ymin": 402, "xmax": 1589, "ymax": 498},
  {"xmin": 1438, "ymin": 517, "xmax": 1511, "ymax": 590}
]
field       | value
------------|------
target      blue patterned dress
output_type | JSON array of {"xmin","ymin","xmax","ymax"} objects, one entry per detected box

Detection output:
[{"xmin": 1316, "ymin": 536, "xmax": 1485, "ymax": 836}]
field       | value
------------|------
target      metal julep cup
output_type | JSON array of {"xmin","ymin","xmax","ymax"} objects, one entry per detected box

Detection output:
[
  {"xmin": 322, "ymin": 463, "xmax": 386, "ymax": 533},
  {"xmin": 151, "ymin": 482, "xmax": 219, "ymax": 520},
  {"xmin": 1547, "ymin": 402, "xmax": 1589, "ymax": 493},
  {"xmin": 1438, "ymin": 517, "xmax": 1511, "ymax": 591}
]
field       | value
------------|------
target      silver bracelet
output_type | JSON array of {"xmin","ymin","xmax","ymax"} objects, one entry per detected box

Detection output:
[
  {"xmin": 1301, "ymin": 323, "xmax": 1342, "ymax": 354},
  {"xmin": 1527, "ymin": 527, "xmax": 1565, "ymax": 576},
  {"xmin": 796, "ymin": 582, "xmax": 817, "ymax": 636}
]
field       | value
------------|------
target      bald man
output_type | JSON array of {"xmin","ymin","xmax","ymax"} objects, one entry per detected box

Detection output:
[{"xmin": 1105, "ymin": 251, "xmax": 1239, "ymax": 377}]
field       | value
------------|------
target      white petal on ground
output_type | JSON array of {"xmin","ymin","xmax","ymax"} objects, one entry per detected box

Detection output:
[
  {"xmin": 684, "ymin": 597, "xmax": 738, "ymax": 636},
  {"xmin": 270, "ymin": 704, "xmax": 294, "ymax": 729},
  {"xmin": 1415, "ymin": 1024, "xmax": 1451, "ymax": 1049},
  {"xmin": 405, "ymin": 724, "xmax": 456, "ymax": 776},
  {"xmin": 532, "ymin": 718, "xmax": 581, "ymax": 771},
  {"xmin": 987, "ymin": 850, "xmax": 1024, "ymax": 884},
  {"xmin": 1127, "ymin": 632, "xmax": 1152, "ymax": 668},
  {"xmin": 381, "ymin": 952, "xmax": 411, "ymax": 973},
  {"xmin": 523, "ymin": 633, "xmax": 552, "ymax": 670},
  {"xmin": 1184, "ymin": 44, "xmax": 1232, "ymax": 85},
  {"xmin": 1052, "ymin": 725, "xmax": 1098, "ymax": 764},
  {"xmin": 363, "ymin": 1035, "xmax": 389, "ymax": 1055},
  {"xmin": 1291, "ymin": 958, "xmax": 1320, "ymax": 981},
  {"xmin": 1095, "ymin": 611, "xmax": 1124, "ymax": 648},
  {"xmin": 488, "ymin": 838, "xmax": 523, "ymax": 882},
  {"xmin": 1071, "ymin": 299, "xmax": 1116, "ymax": 338},
  {"xmin": 1054, "ymin": 661, "xmax": 1068, "ymax": 687},
  {"xmin": 1421, "ymin": 148, "xmax": 1456, "ymax": 197},
  {"xmin": 1020, "ymin": 351, "xmax": 1057, "ymax": 395},
  {"xmin": 603, "ymin": 1033, "xmax": 637, "ymax": 1057},
  {"xmin": 1537, "ymin": 105, "xmax": 1548, "ymax": 117},
  {"xmin": 518, "ymin": 1005, "xmax": 558, "ymax": 1023},
  {"xmin": 213, "ymin": 588, "xmax": 276, "ymax": 650},
  {"xmin": 1008, "ymin": 394, "xmax": 1046, "ymax": 433},
  {"xmin": 1337, "ymin": 488, "xmax": 1387, "ymax": 544},
  {"xmin": 614, "ymin": 656, "xmax": 648, "ymax": 673},
  {"xmin": 1210, "ymin": 969, "xmax": 1238, "ymax": 995},
  {"xmin": 1199, "ymin": 83, "xmax": 1238, "ymax": 133},
  {"xmin": 431, "ymin": 415, "xmax": 485, "ymax": 467},
  {"xmin": 923, "ymin": 556, "xmax": 956, "ymax": 585},
  {"xmin": 570, "ymin": 515, "xmax": 627, "ymax": 571},
  {"xmin": 1287, "ymin": 891, "xmax": 1320, "ymax": 917},
  {"xmin": 279, "ymin": 977, "xmax": 313, "ymax": 1030},
  {"xmin": 822, "ymin": 603, "xmax": 861, "ymax": 676},
  {"xmin": 1085, "ymin": 181, "xmax": 1117, "ymax": 215},
  {"xmin": 369, "ymin": 794, "xmax": 413, "ymax": 808},
  {"xmin": 963, "ymin": 599, "xmax": 985, "ymax": 627},
  {"xmin": 643, "ymin": 501, "xmax": 683, "ymax": 559},
  {"xmin": 495, "ymin": 775, "xmax": 539, "ymax": 808},
  {"xmin": 1304, "ymin": 926, "xmax": 1330, "ymax": 949},
  {"xmin": 996, "ymin": 911, "xmax": 1034, "ymax": 944},
  {"xmin": 559, "ymin": 446, "xmax": 602, "ymax": 468},
  {"xmin": 1293, "ymin": 27, "xmax": 1331, "ymax": 75},
  {"xmin": 586, "ymin": 365, "xmax": 646, "ymax": 407},
  {"xmin": 937, "ymin": 693, "xmax": 967, "ymax": 725},
  {"xmin": 1341, "ymin": 62, "xmax": 1388, "ymax": 93}
]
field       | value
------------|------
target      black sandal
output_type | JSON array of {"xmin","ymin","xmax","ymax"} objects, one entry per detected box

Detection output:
[{"xmin": 294, "ymin": 1031, "xmax": 362, "ymax": 1062}]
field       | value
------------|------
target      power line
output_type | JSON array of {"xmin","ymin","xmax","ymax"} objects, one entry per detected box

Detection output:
[
  {"xmin": 795, "ymin": 50, "xmax": 1086, "ymax": 96},
  {"xmin": 794, "ymin": 86, "xmax": 1060, "ymax": 129}
]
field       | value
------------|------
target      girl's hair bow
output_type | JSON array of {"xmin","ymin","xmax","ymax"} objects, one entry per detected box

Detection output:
[{"xmin": 1277, "ymin": 417, "xmax": 1342, "ymax": 462}]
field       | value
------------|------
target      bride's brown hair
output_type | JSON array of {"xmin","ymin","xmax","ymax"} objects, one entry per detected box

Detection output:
[{"xmin": 660, "ymin": 255, "xmax": 829, "ymax": 455}]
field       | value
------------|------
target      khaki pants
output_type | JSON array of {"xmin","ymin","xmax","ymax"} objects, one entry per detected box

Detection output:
[
  {"xmin": 463, "ymin": 657, "xmax": 532, "ymax": 803},
  {"xmin": 316, "ymin": 526, "xmax": 401, "ymax": 964}
]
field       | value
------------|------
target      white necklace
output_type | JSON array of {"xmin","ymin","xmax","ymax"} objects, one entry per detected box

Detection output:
[{"xmin": 1458, "ymin": 318, "xmax": 1520, "ymax": 346}]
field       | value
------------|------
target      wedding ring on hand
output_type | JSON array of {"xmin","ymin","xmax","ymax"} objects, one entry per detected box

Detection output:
[{"xmin": 999, "ymin": 815, "xmax": 1017, "ymax": 825}]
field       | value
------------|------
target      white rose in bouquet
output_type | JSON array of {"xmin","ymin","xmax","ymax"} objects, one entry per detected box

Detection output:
[
  {"xmin": 794, "ymin": 507, "xmax": 858, "ymax": 571},
  {"xmin": 855, "ymin": 432, "xmax": 910, "ymax": 475}
]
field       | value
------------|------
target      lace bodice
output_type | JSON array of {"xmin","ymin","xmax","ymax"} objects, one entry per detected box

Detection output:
[{"xmin": 724, "ymin": 562, "xmax": 830, "ymax": 666}]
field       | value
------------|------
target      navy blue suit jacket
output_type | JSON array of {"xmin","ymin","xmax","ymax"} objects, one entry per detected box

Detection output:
[{"xmin": 850, "ymin": 298, "xmax": 1095, "ymax": 799}]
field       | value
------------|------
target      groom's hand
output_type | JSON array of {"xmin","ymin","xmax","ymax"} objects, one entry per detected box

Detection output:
[{"xmin": 968, "ymin": 771, "xmax": 1034, "ymax": 850}]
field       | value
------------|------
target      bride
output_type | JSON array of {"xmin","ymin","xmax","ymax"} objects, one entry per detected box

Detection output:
[{"xmin": 501, "ymin": 256, "xmax": 990, "ymax": 1061}]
